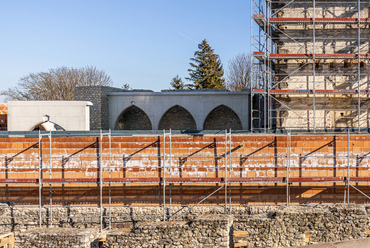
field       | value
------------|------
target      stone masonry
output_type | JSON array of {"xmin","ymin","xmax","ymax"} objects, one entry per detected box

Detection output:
[
  {"xmin": 103, "ymin": 215, "xmax": 233, "ymax": 248},
  {"xmin": 4, "ymin": 205, "xmax": 370, "ymax": 248},
  {"xmin": 17, "ymin": 228, "xmax": 99, "ymax": 248},
  {"xmin": 74, "ymin": 86, "xmax": 124, "ymax": 130}
]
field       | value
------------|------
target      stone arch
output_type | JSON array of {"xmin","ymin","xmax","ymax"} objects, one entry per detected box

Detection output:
[
  {"xmin": 115, "ymin": 106, "xmax": 152, "ymax": 130},
  {"xmin": 158, "ymin": 105, "xmax": 197, "ymax": 130},
  {"xmin": 203, "ymin": 105, "xmax": 242, "ymax": 130}
]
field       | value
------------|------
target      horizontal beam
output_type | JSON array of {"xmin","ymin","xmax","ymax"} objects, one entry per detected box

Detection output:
[
  {"xmin": 270, "ymin": 17, "xmax": 370, "ymax": 24},
  {"xmin": 289, "ymin": 177, "xmax": 345, "ymax": 182},
  {"xmin": 271, "ymin": 89, "xmax": 370, "ymax": 95},
  {"xmin": 253, "ymin": 89, "xmax": 370, "ymax": 94},
  {"xmin": 166, "ymin": 177, "xmax": 222, "ymax": 183},
  {"xmin": 270, "ymin": 53, "xmax": 370, "ymax": 59},
  {"xmin": 104, "ymin": 177, "xmax": 160, "ymax": 183},
  {"xmin": 2, "ymin": 176, "xmax": 370, "ymax": 184},
  {"xmin": 228, "ymin": 177, "xmax": 284, "ymax": 182}
]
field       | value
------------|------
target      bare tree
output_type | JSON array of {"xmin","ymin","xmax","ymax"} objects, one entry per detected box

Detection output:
[
  {"xmin": 226, "ymin": 53, "xmax": 251, "ymax": 91},
  {"xmin": 1, "ymin": 66, "xmax": 113, "ymax": 101}
]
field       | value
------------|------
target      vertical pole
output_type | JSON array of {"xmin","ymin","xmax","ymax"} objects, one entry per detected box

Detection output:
[
  {"xmin": 357, "ymin": 0, "xmax": 361, "ymax": 132},
  {"xmin": 163, "ymin": 130, "xmax": 166, "ymax": 221},
  {"xmin": 264, "ymin": 0, "xmax": 268, "ymax": 132},
  {"xmin": 267, "ymin": 1, "xmax": 271, "ymax": 132},
  {"xmin": 99, "ymin": 130, "xmax": 103, "ymax": 232},
  {"xmin": 169, "ymin": 129, "xmax": 172, "ymax": 220},
  {"xmin": 313, "ymin": 0, "xmax": 316, "ymax": 131},
  {"xmin": 38, "ymin": 130, "xmax": 42, "ymax": 228},
  {"xmin": 251, "ymin": 93, "xmax": 254, "ymax": 132},
  {"xmin": 286, "ymin": 130, "xmax": 291, "ymax": 206},
  {"xmin": 49, "ymin": 131, "xmax": 52, "ymax": 227},
  {"xmin": 108, "ymin": 129, "xmax": 111, "ymax": 230},
  {"xmin": 250, "ymin": 0, "xmax": 254, "ymax": 132},
  {"xmin": 224, "ymin": 130, "xmax": 227, "ymax": 214},
  {"xmin": 229, "ymin": 129, "xmax": 232, "ymax": 214},
  {"xmin": 347, "ymin": 129, "xmax": 350, "ymax": 204}
]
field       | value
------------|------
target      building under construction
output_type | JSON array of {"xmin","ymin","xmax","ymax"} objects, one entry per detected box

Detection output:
[{"xmin": 251, "ymin": 0, "xmax": 370, "ymax": 131}]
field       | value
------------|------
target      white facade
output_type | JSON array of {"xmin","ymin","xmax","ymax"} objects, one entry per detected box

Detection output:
[
  {"xmin": 108, "ymin": 91, "xmax": 250, "ymax": 130},
  {"xmin": 7, "ymin": 101, "xmax": 92, "ymax": 131}
]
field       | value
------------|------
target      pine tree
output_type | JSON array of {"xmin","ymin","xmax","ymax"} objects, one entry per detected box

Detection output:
[
  {"xmin": 170, "ymin": 75, "xmax": 185, "ymax": 89},
  {"xmin": 187, "ymin": 39, "xmax": 225, "ymax": 89}
]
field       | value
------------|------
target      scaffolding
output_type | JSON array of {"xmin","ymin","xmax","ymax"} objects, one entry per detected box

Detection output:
[
  {"xmin": 251, "ymin": 0, "xmax": 370, "ymax": 132},
  {"xmin": 1, "ymin": 131, "xmax": 370, "ymax": 229}
]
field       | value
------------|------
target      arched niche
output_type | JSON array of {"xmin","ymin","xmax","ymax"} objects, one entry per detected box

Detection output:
[
  {"xmin": 203, "ymin": 105, "xmax": 242, "ymax": 130},
  {"xmin": 158, "ymin": 105, "xmax": 197, "ymax": 130},
  {"xmin": 115, "ymin": 105, "xmax": 152, "ymax": 130}
]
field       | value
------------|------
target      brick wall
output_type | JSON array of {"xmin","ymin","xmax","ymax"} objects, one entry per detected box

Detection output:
[{"xmin": 0, "ymin": 134, "xmax": 370, "ymax": 205}]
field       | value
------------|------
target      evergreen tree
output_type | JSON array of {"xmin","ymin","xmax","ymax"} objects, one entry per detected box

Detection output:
[
  {"xmin": 170, "ymin": 75, "xmax": 185, "ymax": 89},
  {"xmin": 187, "ymin": 39, "xmax": 225, "ymax": 89}
]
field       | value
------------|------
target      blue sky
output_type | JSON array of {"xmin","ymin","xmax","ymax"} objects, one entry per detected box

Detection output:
[{"xmin": 0, "ymin": 0, "xmax": 251, "ymax": 97}]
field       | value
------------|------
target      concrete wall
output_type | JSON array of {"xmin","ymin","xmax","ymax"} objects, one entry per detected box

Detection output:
[
  {"xmin": 108, "ymin": 90, "xmax": 250, "ymax": 130},
  {"xmin": 7, "ymin": 101, "xmax": 92, "ymax": 131}
]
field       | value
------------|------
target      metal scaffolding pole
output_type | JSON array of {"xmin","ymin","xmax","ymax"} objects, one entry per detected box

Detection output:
[
  {"xmin": 108, "ymin": 129, "xmax": 111, "ymax": 230},
  {"xmin": 229, "ymin": 129, "xmax": 232, "ymax": 214},
  {"xmin": 286, "ymin": 130, "xmax": 291, "ymax": 206},
  {"xmin": 347, "ymin": 129, "xmax": 350, "ymax": 204},
  {"xmin": 313, "ymin": 0, "xmax": 316, "ymax": 131},
  {"xmin": 162, "ymin": 129, "xmax": 166, "ymax": 221},
  {"xmin": 250, "ymin": 0, "xmax": 254, "ymax": 132},
  {"xmin": 357, "ymin": 0, "xmax": 361, "ymax": 132},
  {"xmin": 224, "ymin": 130, "xmax": 227, "ymax": 214},
  {"xmin": 264, "ymin": 0, "xmax": 268, "ymax": 132},
  {"xmin": 38, "ymin": 130, "xmax": 42, "ymax": 228},
  {"xmin": 169, "ymin": 129, "xmax": 172, "ymax": 220},
  {"xmin": 99, "ymin": 130, "xmax": 103, "ymax": 232},
  {"xmin": 48, "ymin": 131, "xmax": 52, "ymax": 227},
  {"xmin": 38, "ymin": 131, "xmax": 52, "ymax": 228}
]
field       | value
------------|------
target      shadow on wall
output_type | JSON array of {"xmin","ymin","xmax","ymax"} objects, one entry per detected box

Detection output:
[
  {"xmin": 203, "ymin": 105, "xmax": 242, "ymax": 130},
  {"xmin": 115, "ymin": 106, "xmax": 152, "ymax": 130},
  {"xmin": 158, "ymin": 105, "xmax": 196, "ymax": 130}
]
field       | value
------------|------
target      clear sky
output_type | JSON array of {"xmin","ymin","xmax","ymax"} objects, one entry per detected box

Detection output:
[{"xmin": 0, "ymin": 0, "xmax": 251, "ymax": 98}]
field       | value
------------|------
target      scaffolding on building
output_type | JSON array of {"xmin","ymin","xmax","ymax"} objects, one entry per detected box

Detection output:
[{"xmin": 250, "ymin": 0, "xmax": 370, "ymax": 132}]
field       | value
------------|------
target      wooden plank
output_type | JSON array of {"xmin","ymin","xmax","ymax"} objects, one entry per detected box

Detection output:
[
  {"xmin": 0, "ymin": 233, "xmax": 14, "ymax": 248},
  {"xmin": 0, "ymin": 233, "xmax": 13, "ymax": 240},
  {"xmin": 234, "ymin": 231, "xmax": 248, "ymax": 236},
  {"xmin": 234, "ymin": 242, "xmax": 248, "ymax": 247},
  {"xmin": 0, "ymin": 237, "xmax": 14, "ymax": 247},
  {"xmin": 305, "ymin": 231, "xmax": 310, "ymax": 244}
]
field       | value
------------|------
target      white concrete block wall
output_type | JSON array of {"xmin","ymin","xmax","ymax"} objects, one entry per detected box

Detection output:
[{"xmin": 7, "ymin": 101, "xmax": 93, "ymax": 131}]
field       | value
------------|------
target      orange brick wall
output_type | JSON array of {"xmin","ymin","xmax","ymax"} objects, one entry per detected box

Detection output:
[{"xmin": 0, "ymin": 134, "xmax": 369, "ymax": 205}]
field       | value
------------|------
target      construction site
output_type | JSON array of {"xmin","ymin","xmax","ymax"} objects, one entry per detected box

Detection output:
[
  {"xmin": 0, "ymin": 130, "xmax": 369, "ymax": 247},
  {"xmin": 251, "ymin": 0, "xmax": 370, "ymax": 131},
  {"xmin": 2, "ymin": 0, "xmax": 370, "ymax": 247}
]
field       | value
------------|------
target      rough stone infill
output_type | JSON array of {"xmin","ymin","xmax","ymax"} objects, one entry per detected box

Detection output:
[
  {"xmin": 234, "ymin": 205, "xmax": 370, "ymax": 247},
  {"xmin": 16, "ymin": 228, "xmax": 99, "ymax": 248},
  {"xmin": 104, "ymin": 214, "xmax": 233, "ymax": 248},
  {"xmin": 2, "ymin": 205, "xmax": 370, "ymax": 247}
]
